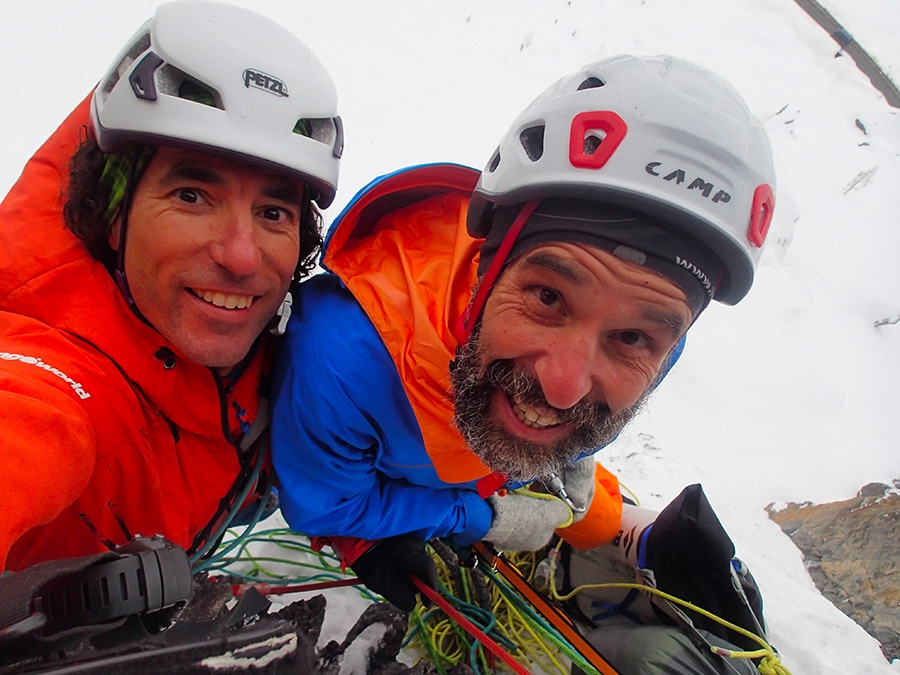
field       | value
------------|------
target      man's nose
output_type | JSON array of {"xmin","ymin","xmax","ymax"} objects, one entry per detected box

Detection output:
[
  {"xmin": 532, "ymin": 337, "xmax": 600, "ymax": 411},
  {"xmin": 210, "ymin": 209, "xmax": 262, "ymax": 276}
]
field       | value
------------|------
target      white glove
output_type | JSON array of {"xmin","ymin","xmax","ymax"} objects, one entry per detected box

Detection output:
[
  {"xmin": 484, "ymin": 491, "xmax": 571, "ymax": 551},
  {"xmin": 538, "ymin": 455, "xmax": 597, "ymax": 524}
]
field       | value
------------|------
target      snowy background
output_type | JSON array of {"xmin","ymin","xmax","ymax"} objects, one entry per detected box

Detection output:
[{"xmin": 2, "ymin": 1, "xmax": 899, "ymax": 673}]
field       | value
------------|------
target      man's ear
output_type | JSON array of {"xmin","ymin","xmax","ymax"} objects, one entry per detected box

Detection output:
[{"xmin": 108, "ymin": 217, "xmax": 122, "ymax": 252}]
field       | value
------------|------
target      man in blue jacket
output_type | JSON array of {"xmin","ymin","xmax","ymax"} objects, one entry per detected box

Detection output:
[{"xmin": 272, "ymin": 54, "xmax": 776, "ymax": 613}]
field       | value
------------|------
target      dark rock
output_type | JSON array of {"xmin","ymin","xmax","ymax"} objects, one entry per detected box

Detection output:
[
  {"xmin": 271, "ymin": 593, "xmax": 328, "ymax": 647},
  {"xmin": 767, "ymin": 485, "xmax": 900, "ymax": 662},
  {"xmin": 858, "ymin": 482, "xmax": 891, "ymax": 498},
  {"xmin": 318, "ymin": 602, "xmax": 410, "ymax": 674},
  {"xmin": 0, "ymin": 573, "xmax": 433, "ymax": 675}
]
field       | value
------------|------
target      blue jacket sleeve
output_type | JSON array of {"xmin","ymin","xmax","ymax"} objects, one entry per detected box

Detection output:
[{"xmin": 271, "ymin": 274, "xmax": 491, "ymax": 545}]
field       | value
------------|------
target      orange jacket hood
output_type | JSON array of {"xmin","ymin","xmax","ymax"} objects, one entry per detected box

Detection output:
[
  {"xmin": 319, "ymin": 163, "xmax": 622, "ymax": 547},
  {"xmin": 322, "ymin": 164, "xmax": 490, "ymax": 483}
]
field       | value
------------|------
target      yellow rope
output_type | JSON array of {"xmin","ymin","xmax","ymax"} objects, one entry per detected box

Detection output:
[
  {"xmin": 409, "ymin": 545, "xmax": 572, "ymax": 674},
  {"xmin": 545, "ymin": 545, "xmax": 792, "ymax": 675},
  {"xmin": 507, "ymin": 487, "xmax": 575, "ymax": 529},
  {"xmin": 417, "ymin": 487, "xmax": 791, "ymax": 674},
  {"xmin": 617, "ymin": 481, "xmax": 642, "ymax": 508}
]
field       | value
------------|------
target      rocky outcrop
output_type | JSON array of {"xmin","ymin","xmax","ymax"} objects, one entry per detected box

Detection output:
[{"xmin": 767, "ymin": 482, "xmax": 900, "ymax": 662}]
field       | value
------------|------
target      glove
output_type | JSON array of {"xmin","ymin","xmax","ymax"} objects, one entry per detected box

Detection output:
[
  {"xmin": 539, "ymin": 455, "xmax": 597, "ymax": 524},
  {"xmin": 348, "ymin": 535, "xmax": 438, "ymax": 613},
  {"xmin": 484, "ymin": 491, "xmax": 571, "ymax": 551}
]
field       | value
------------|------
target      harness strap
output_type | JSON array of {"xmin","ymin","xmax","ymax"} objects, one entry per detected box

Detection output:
[{"xmin": 0, "ymin": 537, "xmax": 191, "ymax": 664}]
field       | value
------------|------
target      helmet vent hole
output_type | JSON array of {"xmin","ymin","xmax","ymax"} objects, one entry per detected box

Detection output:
[
  {"xmin": 176, "ymin": 78, "xmax": 221, "ymax": 109},
  {"xmin": 294, "ymin": 118, "xmax": 335, "ymax": 145},
  {"xmin": 519, "ymin": 125, "xmax": 545, "ymax": 162},
  {"xmin": 294, "ymin": 118, "xmax": 344, "ymax": 158},
  {"xmin": 583, "ymin": 130, "xmax": 606, "ymax": 155},
  {"xmin": 488, "ymin": 150, "xmax": 501, "ymax": 173},
  {"xmin": 577, "ymin": 76, "xmax": 605, "ymax": 91},
  {"xmin": 99, "ymin": 32, "xmax": 152, "ymax": 104},
  {"xmin": 156, "ymin": 64, "xmax": 223, "ymax": 109}
]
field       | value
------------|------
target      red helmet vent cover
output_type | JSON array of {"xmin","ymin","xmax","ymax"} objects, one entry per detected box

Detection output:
[
  {"xmin": 748, "ymin": 183, "xmax": 775, "ymax": 248},
  {"xmin": 568, "ymin": 111, "xmax": 628, "ymax": 169}
]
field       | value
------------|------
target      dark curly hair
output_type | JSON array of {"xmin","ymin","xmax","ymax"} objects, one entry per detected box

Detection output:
[{"xmin": 62, "ymin": 136, "xmax": 324, "ymax": 281}]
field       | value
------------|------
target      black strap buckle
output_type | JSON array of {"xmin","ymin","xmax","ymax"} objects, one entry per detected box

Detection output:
[{"xmin": 35, "ymin": 536, "xmax": 191, "ymax": 635}]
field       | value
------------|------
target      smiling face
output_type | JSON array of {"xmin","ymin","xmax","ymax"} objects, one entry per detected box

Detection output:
[
  {"xmin": 109, "ymin": 146, "xmax": 305, "ymax": 372},
  {"xmin": 450, "ymin": 242, "xmax": 693, "ymax": 481}
]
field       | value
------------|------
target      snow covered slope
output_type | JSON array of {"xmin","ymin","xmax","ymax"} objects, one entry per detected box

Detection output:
[{"xmin": 1, "ymin": 1, "xmax": 898, "ymax": 672}]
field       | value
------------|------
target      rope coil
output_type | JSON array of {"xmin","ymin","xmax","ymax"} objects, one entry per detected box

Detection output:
[{"xmin": 204, "ymin": 525, "xmax": 791, "ymax": 675}]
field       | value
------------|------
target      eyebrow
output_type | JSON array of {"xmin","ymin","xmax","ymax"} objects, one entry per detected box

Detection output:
[
  {"xmin": 160, "ymin": 162, "xmax": 224, "ymax": 187},
  {"xmin": 643, "ymin": 307, "xmax": 688, "ymax": 337},
  {"xmin": 159, "ymin": 161, "xmax": 306, "ymax": 209},
  {"xmin": 262, "ymin": 184, "xmax": 306, "ymax": 210},
  {"xmin": 521, "ymin": 251, "xmax": 586, "ymax": 284},
  {"xmin": 522, "ymin": 250, "xmax": 688, "ymax": 336}
]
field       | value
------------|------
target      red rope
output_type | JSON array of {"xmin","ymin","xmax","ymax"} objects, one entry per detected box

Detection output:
[
  {"xmin": 411, "ymin": 575, "xmax": 531, "ymax": 675},
  {"xmin": 453, "ymin": 199, "xmax": 541, "ymax": 345},
  {"xmin": 232, "ymin": 577, "xmax": 361, "ymax": 596}
]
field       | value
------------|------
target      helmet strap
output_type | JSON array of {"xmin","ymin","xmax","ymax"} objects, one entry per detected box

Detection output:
[
  {"xmin": 113, "ymin": 154, "xmax": 154, "ymax": 329},
  {"xmin": 453, "ymin": 199, "xmax": 540, "ymax": 345},
  {"xmin": 269, "ymin": 183, "xmax": 311, "ymax": 337}
]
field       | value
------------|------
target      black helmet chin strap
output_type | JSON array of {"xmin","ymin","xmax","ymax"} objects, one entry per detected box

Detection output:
[
  {"xmin": 268, "ymin": 184, "xmax": 312, "ymax": 337},
  {"xmin": 112, "ymin": 153, "xmax": 154, "ymax": 329}
]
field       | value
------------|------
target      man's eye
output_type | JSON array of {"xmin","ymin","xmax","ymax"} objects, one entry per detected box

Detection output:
[
  {"xmin": 537, "ymin": 287, "xmax": 560, "ymax": 306},
  {"xmin": 176, "ymin": 188, "xmax": 200, "ymax": 204},
  {"xmin": 618, "ymin": 331, "xmax": 646, "ymax": 347},
  {"xmin": 262, "ymin": 206, "xmax": 293, "ymax": 223}
]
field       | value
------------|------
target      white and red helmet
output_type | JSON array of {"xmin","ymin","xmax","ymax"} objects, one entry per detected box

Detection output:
[
  {"xmin": 91, "ymin": 0, "xmax": 342, "ymax": 207},
  {"xmin": 467, "ymin": 54, "xmax": 775, "ymax": 306}
]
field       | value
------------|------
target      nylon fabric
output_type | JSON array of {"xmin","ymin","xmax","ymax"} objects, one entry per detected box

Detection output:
[
  {"xmin": 272, "ymin": 273, "xmax": 492, "ymax": 545},
  {"xmin": 326, "ymin": 185, "xmax": 486, "ymax": 484},
  {"xmin": 272, "ymin": 164, "xmax": 626, "ymax": 553},
  {"xmin": 574, "ymin": 624, "xmax": 759, "ymax": 675},
  {"xmin": 0, "ymin": 95, "xmax": 270, "ymax": 571}
]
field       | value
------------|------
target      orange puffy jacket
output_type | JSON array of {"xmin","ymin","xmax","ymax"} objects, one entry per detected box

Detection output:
[{"xmin": 0, "ymin": 96, "xmax": 269, "ymax": 571}]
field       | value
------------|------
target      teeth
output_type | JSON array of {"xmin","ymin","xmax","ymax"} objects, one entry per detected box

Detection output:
[
  {"xmin": 513, "ymin": 399, "xmax": 561, "ymax": 429},
  {"xmin": 197, "ymin": 290, "xmax": 254, "ymax": 310}
]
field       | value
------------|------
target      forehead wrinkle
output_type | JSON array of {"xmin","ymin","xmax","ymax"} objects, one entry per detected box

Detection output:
[
  {"xmin": 516, "ymin": 247, "xmax": 689, "ymax": 334},
  {"xmin": 520, "ymin": 250, "xmax": 586, "ymax": 284},
  {"xmin": 158, "ymin": 160, "xmax": 304, "ymax": 208}
]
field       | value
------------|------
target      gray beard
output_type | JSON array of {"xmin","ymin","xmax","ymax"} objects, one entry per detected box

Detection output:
[{"xmin": 449, "ymin": 328, "xmax": 650, "ymax": 482}]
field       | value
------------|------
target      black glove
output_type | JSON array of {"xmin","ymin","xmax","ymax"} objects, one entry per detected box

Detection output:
[{"xmin": 349, "ymin": 535, "xmax": 438, "ymax": 612}]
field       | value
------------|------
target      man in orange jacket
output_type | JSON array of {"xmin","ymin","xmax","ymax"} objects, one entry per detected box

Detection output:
[
  {"xmin": 271, "ymin": 55, "xmax": 776, "ymax": 612},
  {"xmin": 0, "ymin": 1, "xmax": 342, "ymax": 573}
]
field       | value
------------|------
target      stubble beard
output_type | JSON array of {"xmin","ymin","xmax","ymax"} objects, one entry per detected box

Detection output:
[{"xmin": 450, "ymin": 326, "xmax": 650, "ymax": 482}]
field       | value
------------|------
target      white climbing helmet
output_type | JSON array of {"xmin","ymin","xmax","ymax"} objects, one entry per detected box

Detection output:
[
  {"xmin": 90, "ymin": 0, "xmax": 342, "ymax": 207},
  {"xmin": 467, "ymin": 54, "xmax": 776, "ymax": 304}
]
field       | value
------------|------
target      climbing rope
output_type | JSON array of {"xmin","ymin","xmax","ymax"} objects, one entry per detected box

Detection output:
[
  {"xmin": 412, "ymin": 575, "xmax": 531, "ymax": 675},
  {"xmin": 541, "ymin": 539, "xmax": 793, "ymax": 675},
  {"xmin": 206, "ymin": 524, "xmax": 589, "ymax": 674},
  {"xmin": 406, "ymin": 540, "xmax": 604, "ymax": 675},
  {"xmin": 196, "ymin": 525, "xmax": 380, "ymax": 603},
  {"xmin": 203, "ymin": 517, "xmax": 792, "ymax": 675}
]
